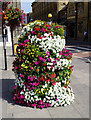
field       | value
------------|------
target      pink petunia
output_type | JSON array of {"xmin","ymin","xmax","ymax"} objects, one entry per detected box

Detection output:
[
  {"xmin": 31, "ymin": 31, "xmax": 34, "ymax": 34},
  {"xmin": 20, "ymin": 95, "xmax": 24, "ymax": 99},
  {"xmin": 20, "ymin": 73, "xmax": 23, "ymax": 77},
  {"xmin": 15, "ymin": 66, "xmax": 18, "ymax": 70},
  {"xmin": 48, "ymin": 26, "xmax": 50, "ymax": 30},
  {"xmin": 21, "ymin": 49, "xmax": 23, "ymax": 53},
  {"xmin": 33, "ymin": 87, "xmax": 35, "ymax": 89},
  {"xmin": 51, "ymin": 66, "xmax": 53, "ymax": 69},
  {"xmin": 56, "ymin": 98, "xmax": 58, "ymax": 101},
  {"xmin": 48, "ymin": 58, "xmax": 51, "ymax": 61},
  {"xmin": 52, "ymin": 61, "xmax": 55, "ymax": 64},
  {"xmin": 59, "ymin": 52, "xmax": 62, "ymax": 55},
  {"xmin": 65, "ymin": 54, "xmax": 68, "ymax": 56},
  {"xmin": 33, "ymin": 76, "xmax": 36, "ymax": 78},
  {"xmin": 43, "ymin": 59, "xmax": 46, "ymax": 62},
  {"xmin": 56, "ymin": 58, "xmax": 58, "ymax": 60},
  {"xmin": 28, "ymin": 76, "xmax": 30, "ymax": 79},
  {"xmin": 39, "ymin": 57, "xmax": 42, "ymax": 60},
  {"xmin": 46, "ymin": 51, "xmax": 49, "ymax": 54},
  {"xmin": 35, "ymin": 61, "xmax": 38, "ymax": 65},
  {"xmin": 30, "ymin": 77, "xmax": 33, "ymax": 81},
  {"xmin": 41, "ymin": 28, "xmax": 45, "ymax": 32},
  {"xmin": 13, "ymin": 96, "xmax": 16, "ymax": 100},
  {"xmin": 30, "ymin": 67, "xmax": 33, "ymax": 70}
]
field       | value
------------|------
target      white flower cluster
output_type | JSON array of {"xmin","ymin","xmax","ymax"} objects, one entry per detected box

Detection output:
[
  {"xmin": 14, "ymin": 73, "xmax": 74, "ymax": 107},
  {"xmin": 47, "ymin": 82, "xmax": 74, "ymax": 107}
]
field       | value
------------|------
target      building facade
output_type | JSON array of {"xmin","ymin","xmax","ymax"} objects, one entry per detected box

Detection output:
[
  {"xmin": 77, "ymin": 2, "xmax": 88, "ymax": 41},
  {"xmin": 58, "ymin": 1, "xmax": 91, "ymax": 42},
  {"xmin": 88, "ymin": 1, "xmax": 91, "ymax": 42},
  {"xmin": 32, "ymin": 1, "xmax": 68, "ymax": 23},
  {"xmin": 27, "ymin": 12, "xmax": 33, "ymax": 24}
]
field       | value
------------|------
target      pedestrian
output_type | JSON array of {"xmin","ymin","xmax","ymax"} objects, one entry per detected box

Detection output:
[{"xmin": 84, "ymin": 30, "xmax": 87, "ymax": 41}]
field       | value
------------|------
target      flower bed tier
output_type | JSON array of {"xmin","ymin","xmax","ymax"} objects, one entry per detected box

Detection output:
[{"xmin": 12, "ymin": 20, "xmax": 74, "ymax": 108}]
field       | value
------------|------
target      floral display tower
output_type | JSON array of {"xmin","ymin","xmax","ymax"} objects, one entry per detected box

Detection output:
[{"xmin": 12, "ymin": 20, "xmax": 74, "ymax": 108}]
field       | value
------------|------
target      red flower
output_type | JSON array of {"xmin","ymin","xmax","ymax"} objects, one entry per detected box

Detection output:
[
  {"xmin": 41, "ymin": 76, "xmax": 45, "ymax": 82},
  {"xmin": 44, "ymin": 71, "xmax": 46, "ymax": 73},
  {"xmin": 52, "ymin": 82, "xmax": 56, "ymax": 85},
  {"xmin": 46, "ymin": 25, "xmax": 49, "ymax": 27},
  {"xmin": 47, "ymin": 30, "xmax": 49, "ymax": 33},
  {"xmin": 36, "ymin": 28, "xmax": 40, "ymax": 31},
  {"xmin": 51, "ymin": 79, "xmax": 54, "ymax": 82},
  {"xmin": 24, "ymin": 13, "xmax": 25, "ymax": 17},
  {"xmin": 43, "ymin": 63, "xmax": 46, "ymax": 66},
  {"xmin": 34, "ymin": 32, "xmax": 36, "ymax": 34},
  {"xmin": 50, "ymin": 73, "xmax": 56, "ymax": 78},
  {"xmin": 27, "ymin": 34, "xmax": 28, "ymax": 36},
  {"xmin": 39, "ymin": 36, "xmax": 42, "ymax": 39}
]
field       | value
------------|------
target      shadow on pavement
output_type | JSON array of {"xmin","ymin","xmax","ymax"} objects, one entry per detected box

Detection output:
[
  {"xmin": 2, "ymin": 79, "xmax": 16, "ymax": 105},
  {"xmin": 1, "ymin": 79, "xmax": 40, "ymax": 108}
]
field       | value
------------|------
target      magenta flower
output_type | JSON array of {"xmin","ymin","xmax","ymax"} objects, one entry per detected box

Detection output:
[
  {"xmin": 31, "ymin": 31, "xmax": 34, "ymax": 34},
  {"xmin": 13, "ymin": 96, "xmax": 16, "ymax": 100},
  {"xmin": 48, "ymin": 26, "xmax": 50, "ymax": 30},
  {"xmin": 34, "ymin": 104, "xmax": 36, "ymax": 107},
  {"xmin": 48, "ymin": 103, "xmax": 50, "ymax": 106},
  {"xmin": 56, "ymin": 98, "xmax": 58, "ymax": 101},
  {"xmin": 28, "ymin": 76, "xmax": 30, "ymax": 79},
  {"xmin": 14, "ymin": 86, "xmax": 16, "ymax": 89},
  {"xmin": 35, "ymin": 61, "xmax": 38, "ymax": 65},
  {"xmin": 46, "ymin": 51, "xmax": 49, "ymax": 54},
  {"xmin": 65, "ymin": 54, "xmax": 68, "ymax": 56},
  {"xmin": 20, "ymin": 95, "xmax": 24, "ymax": 99},
  {"xmin": 30, "ymin": 77, "xmax": 33, "ymax": 81},
  {"xmin": 56, "ymin": 58, "xmax": 58, "ymax": 60},
  {"xmin": 59, "ymin": 52, "xmax": 62, "ymax": 55},
  {"xmin": 20, "ymin": 73, "xmax": 23, "ymax": 77},
  {"xmin": 24, "ymin": 39, "xmax": 29, "ymax": 43},
  {"xmin": 33, "ymin": 87, "xmax": 35, "ymax": 89},
  {"xmin": 41, "ymin": 28, "xmax": 45, "ymax": 32},
  {"xmin": 39, "ymin": 57, "xmax": 42, "ymax": 60},
  {"xmin": 21, "ymin": 49, "xmax": 23, "ymax": 53},
  {"xmin": 30, "ymin": 67, "xmax": 33, "ymax": 70},
  {"xmin": 15, "ymin": 66, "xmax": 18, "ymax": 69},
  {"xmin": 33, "ymin": 76, "xmax": 36, "ymax": 78},
  {"xmin": 48, "ymin": 58, "xmax": 51, "ymax": 61},
  {"xmin": 33, "ymin": 83, "xmax": 35, "ymax": 86},
  {"xmin": 51, "ymin": 66, "xmax": 53, "ymax": 69},
  {"xmin": 43, "ymin": 59, "xmax": 46, "ymax": 62},
  {"xmin": 52, "ymin": 61, "xmax": 55, "ymax": 64}
]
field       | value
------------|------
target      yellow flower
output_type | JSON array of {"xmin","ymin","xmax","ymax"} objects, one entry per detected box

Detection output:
[
  {"xmin": 57, "ymin": 76, "xmax": 59, "ymax": 79},
  {"xmin": 32, "ymin": 55, "xmax": 34, "ymax": 57},
  {"xmin": 68, "ymin": 76, "xmax": 70, "ymax": 79},
  {"xmin": 21, "ymin": 64, "xmax": 25, "ymax": 67},
  {"xmin": 64, "ymin": 74, "xmax": 66, "ymax": 76},
  {"xmin": 67, "ymin": 81, "xmax": 69, "ymax": 85}
]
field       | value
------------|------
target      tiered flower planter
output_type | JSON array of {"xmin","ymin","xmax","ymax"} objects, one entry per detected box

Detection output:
[{"xmin": 12, "ymin": 20, "xmax": 74, "ymax": 108}]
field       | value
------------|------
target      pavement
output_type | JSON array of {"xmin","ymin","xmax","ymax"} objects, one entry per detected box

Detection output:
[{"xmin": 0, "ymin": 40, "xmax": 90, "ymax": 119}]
